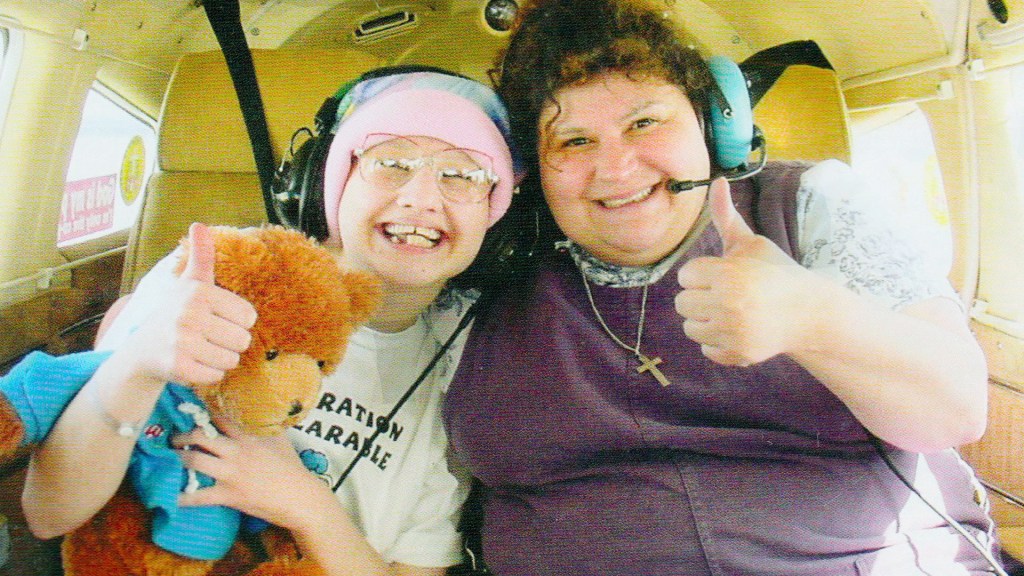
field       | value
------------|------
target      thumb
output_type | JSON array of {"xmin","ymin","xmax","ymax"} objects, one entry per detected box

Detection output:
[
  {"xmin": 181, "ymin": 222, "xmax": 217, "ymax": 283},
  {"xmin": 708, "ymin": 177, "xmax": 755, "ymax": 253}
]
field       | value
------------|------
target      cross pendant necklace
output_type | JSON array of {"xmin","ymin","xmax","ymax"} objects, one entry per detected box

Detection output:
[
  {"xmin": 581, "ymin": 275, "xmax": 671, "ymax": 387},
  {"xmin": 636, "ymin": 353, "xmax": 671, "ymax": 386}
]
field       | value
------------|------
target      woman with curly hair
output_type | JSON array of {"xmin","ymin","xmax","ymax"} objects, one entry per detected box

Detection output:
[{"xmin": 443, "ymin": 0, "xmax": 1001, "ymax": 574}]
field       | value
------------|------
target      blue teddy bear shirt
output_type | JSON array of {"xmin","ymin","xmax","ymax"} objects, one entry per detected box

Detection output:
[
  {"xmin": 0, "ymin": 351, "xmax": 261, "ymax": 561},
  {"xmin": 0, "ymin": 350, "xmax": 112, "ymax": 446},
  {"xmin": 131, "ymin": 382, "xmax": 247, "ymax": 560}
]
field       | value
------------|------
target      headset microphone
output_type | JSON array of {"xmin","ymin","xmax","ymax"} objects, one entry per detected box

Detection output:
[
  {"xmin": 669, "ymin": 55, "xmax": 767, "ymax": 194},
  {"xmin": 666, "ymin": 176, "xmax": 714, "ymax": 193},
  {"xmin": 668, "ymin": 126, "xmax": 768, "ymax": 193}
]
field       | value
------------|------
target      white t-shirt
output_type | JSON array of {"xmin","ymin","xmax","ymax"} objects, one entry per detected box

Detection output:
[
  {"xmin": 289, "ymin": 293, "xmax": 473, "ymax": 567},
  {"xmin": 98, "ymin": 251, "xmax": 474, "ymax": 568}
]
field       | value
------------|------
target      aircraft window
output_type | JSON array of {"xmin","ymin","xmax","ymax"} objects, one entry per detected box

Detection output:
[
  {"xmin": 0, "ymin": 26, "xmax": 22, "ymax": 145},
  {"xmin": 971, "ymin": 61, "xmax": 1024, "ymax": 332},
  {"xmin": 57, "ymin": 86, "xmax": 155, "ymax": 247},
  {"xmin": 1011, "ymin": 65, "xmax": 1024, "ymax": 179},
  {"xmin": 850, "ymin": 106, "xmax": 953, "ymax": 278}
]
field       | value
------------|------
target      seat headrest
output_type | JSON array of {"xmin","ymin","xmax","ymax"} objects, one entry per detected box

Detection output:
[
  {"xmin": 159, "ymin": 48, "xmax": 384, "ymax": 173},
  {"xmin": 753, "ymin": 64, "xmax": 851, "ymax": 163}
]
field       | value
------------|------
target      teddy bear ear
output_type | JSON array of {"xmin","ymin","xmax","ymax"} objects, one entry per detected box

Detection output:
[{"xmin": 341, "ymin": 270, "xmax": 382, "ymax": 323}]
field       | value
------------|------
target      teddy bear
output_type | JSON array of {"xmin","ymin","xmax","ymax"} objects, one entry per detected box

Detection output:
[{"xmin": 0, "ymin": 224, "xmax": 380, "ymax": 576}]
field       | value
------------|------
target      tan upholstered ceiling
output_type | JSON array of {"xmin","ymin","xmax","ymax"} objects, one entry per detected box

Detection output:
[{"xmin": 3, "ymin": 0, "xmax": 981, "ymax": 113}]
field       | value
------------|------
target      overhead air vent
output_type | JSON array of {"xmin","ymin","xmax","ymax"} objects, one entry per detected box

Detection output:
[{"xmin": 353, "ymin": 10, "xmax": 418, "ymax": 44}]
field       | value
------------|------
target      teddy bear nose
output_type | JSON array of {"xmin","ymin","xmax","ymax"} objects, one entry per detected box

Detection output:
[{"xmin": 288, "ymin": 401, "xmax": 303, "ymax": 416}]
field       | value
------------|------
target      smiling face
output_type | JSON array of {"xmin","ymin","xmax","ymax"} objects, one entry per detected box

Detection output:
[
  {"xmin": 539, "ymin": 73, "xmax": 711, "ymax": 267},
  {"xmin": 335, "ymin": 135, "xmax": 491, "ymax": 294}
]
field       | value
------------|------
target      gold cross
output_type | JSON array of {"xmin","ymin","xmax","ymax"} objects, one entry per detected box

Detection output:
[{"xmin": 636, "ymin": 354, "xmax": 670, "ymax": 387}]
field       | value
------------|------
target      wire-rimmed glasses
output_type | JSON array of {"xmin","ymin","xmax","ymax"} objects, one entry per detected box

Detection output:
[{"xmin": 353, "ymin": 133, "xmax": 499, "ymax": 204}]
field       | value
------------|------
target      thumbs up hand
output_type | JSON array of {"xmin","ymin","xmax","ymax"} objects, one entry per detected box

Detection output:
[
  {"xmin": 127, "ymin": 223, "xmax": 258, "ymax": 386},
  {"xmin": 707, "ymin": 177, "xmax": 793, "ymax": 265},
  {"xmin": 180, "ymin": 221, "xmax": 219, "ymax": 284},
  {"xmin": 675, "ymin": 178, "xmax": 814, "ymax": 366}
]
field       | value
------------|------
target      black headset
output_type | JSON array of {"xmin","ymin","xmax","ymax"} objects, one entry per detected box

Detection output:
[{"xmin": 269, "ymin": 65, "xmax": 474, "ymax": 242}]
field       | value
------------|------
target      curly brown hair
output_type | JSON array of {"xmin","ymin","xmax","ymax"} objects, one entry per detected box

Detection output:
[
  {"xmin": 486, "ymin": 0, "xmax": 714, "ymax": 274},
  {"xmin": 495, "ymin": 0, "xmax": 712, "ymax": 171}
]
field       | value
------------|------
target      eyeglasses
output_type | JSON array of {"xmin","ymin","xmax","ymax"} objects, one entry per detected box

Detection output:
[{"xmin": 353, "ymin": 133, "xmax": 499, "ymax": 204}]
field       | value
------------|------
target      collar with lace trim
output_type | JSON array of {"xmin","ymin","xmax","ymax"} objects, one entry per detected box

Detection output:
[{"xmin": 557, "ymin": 203, "xmax": 711, "ymax": 288}]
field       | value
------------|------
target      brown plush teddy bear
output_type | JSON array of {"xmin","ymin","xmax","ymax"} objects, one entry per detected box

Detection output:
[{"xmin": 0, "ymin": 224, "xmax": 380, "ymax": 576}]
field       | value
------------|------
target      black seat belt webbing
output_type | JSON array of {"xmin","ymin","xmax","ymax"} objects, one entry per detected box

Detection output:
[{"xmin": 201, "ymin": 0, "xmax": 280, "ymax": 224}]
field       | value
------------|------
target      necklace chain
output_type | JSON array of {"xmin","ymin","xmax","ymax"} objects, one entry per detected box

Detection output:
[
  {"xmin": 581, "ymin": 274, "xmax": 670, "ymax": 387},
  {"xmin": 581, "ymin": 273, "xmax": 648, "ymax": 356},
  {"xmin": 573, "ymin": 205, "xmax": 716, "ymax": 388}
]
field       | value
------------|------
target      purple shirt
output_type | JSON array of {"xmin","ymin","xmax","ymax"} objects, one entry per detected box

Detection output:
[{"xmin": 444, "ymin": 222, "xmax": 998, "ymax": 575}]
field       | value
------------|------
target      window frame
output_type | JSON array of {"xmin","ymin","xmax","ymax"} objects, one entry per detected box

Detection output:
[
  {"xmin": 0, "ymin": 25, "xmax": 24, "ymax": 146},
  {"xmin": 57, "ymin": 81, "xmax": 157, "ymax": 252}
]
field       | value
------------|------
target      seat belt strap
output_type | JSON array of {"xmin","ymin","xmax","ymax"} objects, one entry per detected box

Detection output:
[
  {"xmin": 201, "ymin": 0, "xmax": 280, "ymax": 224},
  {"xmin": 740, "ymin": 40, "xmax": 833, "ymax": 108}
]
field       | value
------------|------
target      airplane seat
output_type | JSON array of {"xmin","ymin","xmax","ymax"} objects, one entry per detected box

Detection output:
[
  {"xmin": 119, "ymin": 47, "xmax": 384, "ymax": 294},
  {"xmin": 753, "ymin": 64, "xmax": 851, "ymax": 164}
]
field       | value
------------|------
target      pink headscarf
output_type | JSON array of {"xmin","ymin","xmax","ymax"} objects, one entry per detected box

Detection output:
[{"xmin": 322, "ymin": 72, "xmax": 521, "ymax": 246}]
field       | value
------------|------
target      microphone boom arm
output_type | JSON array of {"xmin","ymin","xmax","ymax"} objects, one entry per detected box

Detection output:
[{"xmin": 668, "ymin": 126, "xmax": 767, "ymax": 193}]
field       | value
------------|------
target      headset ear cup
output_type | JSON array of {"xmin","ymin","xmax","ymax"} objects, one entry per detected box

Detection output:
[
  {"xmin": 297, "ymin": 132, "xmax": 334, "ymax": 241},
  {"xmin": 707, "ymin": 55, "xmax": 754, "ymax": 170},
  {"xmin": 284, "ymin": 66, "xmax": 473, "ymax": 242}
]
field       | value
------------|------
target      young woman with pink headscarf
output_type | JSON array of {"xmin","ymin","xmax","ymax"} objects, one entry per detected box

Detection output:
[{"xmin": 23, "ymin": 68, "xmax": 521, "ymax": 576}]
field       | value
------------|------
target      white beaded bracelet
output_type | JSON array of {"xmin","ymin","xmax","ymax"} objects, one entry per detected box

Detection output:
[{"xmin": 89, "ymin": 386, "xmax": 146, "ymax": 438}]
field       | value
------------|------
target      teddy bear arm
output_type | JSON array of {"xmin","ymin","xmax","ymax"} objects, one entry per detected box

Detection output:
[
  {"xmin": 242, "ymin": 555, "xmax": 326, "ymax": 576},
  {"xmin": 63, "ymin": 484, "xmax": 216, "ymax": 576},
  {"xmin": 0, "ymin": 393, "xmax": 24, "ymax": 458}
]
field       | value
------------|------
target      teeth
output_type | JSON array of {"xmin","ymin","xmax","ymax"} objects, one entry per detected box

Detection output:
[
  {"xmin": 600, "ymin": 187, "xmax": 653, "ymax": 209},
  {"xmin": 383, "ymin": 223, "xmax": 442, "ymax": 247},
  {"xmin": 386, "ymin": 223, "xmax": 415, "ymax": 236},
  {"xmin": 404, "ymin": 234, "xmax": 435, "ymax": 248},
  {"xmin": 418, "ymin": 227, "xmax": 441, "ymax": 241}
]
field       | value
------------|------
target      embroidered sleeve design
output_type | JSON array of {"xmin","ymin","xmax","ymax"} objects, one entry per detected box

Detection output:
[
  {"xmin": 796, "ymin": 160, "xmax": 959, "ymax": 310},
  {"xmin": 801, "ymin": 198, "xmax": 925, "ymax": 307}
]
